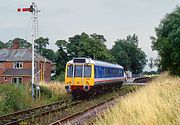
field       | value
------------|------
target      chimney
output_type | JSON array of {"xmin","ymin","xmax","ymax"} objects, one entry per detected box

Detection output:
[{"xmin": 12, "ymin": 39, "xmax": 20, "ymax": 49}]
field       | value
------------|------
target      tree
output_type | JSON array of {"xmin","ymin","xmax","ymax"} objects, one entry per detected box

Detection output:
[
  {"xmin": 34, "ymin": 37, "xmax": 49, "ymax": 55},
  {"xmin": 148, "ymin": 57, "xmax": 154, "ymax": 70},
  {"xmin": 5, "ymin": 38, "xmax": 31, "ymax": 48},
  {"xmin": 42, "ymin": 49, "xmax": 56, "ymax": 62},
  {"xmin": 55, "ymin": 40, "xmax": 68, "ymax": 77},
  {"xmin": 54, "ymin": 33, "xmax": 115, "ymax": 80},
  {"xmin": 111, "ymin": 34, "xmax": 147, "ymax": 74},
  {"xmin": 34, "ymin": 37, "xmax": 56, "ymax": 62},
  {"xmin": 66, "ymin": 32, "xmax": 114, "ymax": 62},
  {"xmin": 0, "ymin": 41, "xmax": 6, "ymax": 49},
  {"xmin": 151, "ymin": 6, "xmax": 180, "ymax": 76}
]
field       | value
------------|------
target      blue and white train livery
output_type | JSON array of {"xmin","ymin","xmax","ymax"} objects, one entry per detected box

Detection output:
[{"xmin": 65, "ymin": 58, "xmax": 126, "ymax": 93}]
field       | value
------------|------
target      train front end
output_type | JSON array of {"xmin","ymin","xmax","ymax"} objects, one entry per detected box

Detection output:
[{"xmin": 65, "ymin": 58, "xmax": 94, "ymax": 93}]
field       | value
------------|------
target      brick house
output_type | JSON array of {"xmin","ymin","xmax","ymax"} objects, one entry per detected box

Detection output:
[{"xmin": 0, "ymin": 40, "xmax": 54, "ymax": 84}]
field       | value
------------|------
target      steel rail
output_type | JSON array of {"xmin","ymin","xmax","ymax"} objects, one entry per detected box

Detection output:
[
  {"xmin": 0, "ymin": 99, "xmax": 73, "ymax": 125},
  {"xmin": 4, "ymin": 101, "xmax": 82, "ymax": 125},
  {"xmin": 50, "ymin": 96, "xmax": 119, "ymax": 125},
  {"xmin": 50, "ymin": 81, "xmax": 152, "ymax": 125}
]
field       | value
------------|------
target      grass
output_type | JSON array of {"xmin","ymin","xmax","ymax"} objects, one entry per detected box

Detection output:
[
  {"xmin": 0, "ymin": 81, "xmax": 67, "ymax": 115},
  {"xmin": 40, "ymin": 81, "xmax": 68, "ymax": 102},
  {"xmin": 0, "ymin": 84, "xmax": 31, "ymax": 115},
  {"xmin": 95, "ymin": 73, "xmax": 180, "ymax": 125},
  {"xmin": 37, "ymin": 85, "xmax": 139, "ymax": 124}
]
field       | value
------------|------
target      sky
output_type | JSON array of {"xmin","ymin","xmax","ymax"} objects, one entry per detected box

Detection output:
[{"xmin": 0, "ymin": 0, "xmax": 179, "ymax": 71}]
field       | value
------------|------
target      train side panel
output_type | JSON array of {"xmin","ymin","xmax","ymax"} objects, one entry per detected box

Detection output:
[{"xmin": 94, "ymin": 65, "xmax": 125, "ymax": 85}]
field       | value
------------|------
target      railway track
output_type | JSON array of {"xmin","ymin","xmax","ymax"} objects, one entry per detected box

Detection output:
[
  {"xmin": 133, "ymin": 77, "xmax": 152, "ymax": 83},
  {"xmin": 0, "ymin": 99, "xmax": 81, "ymax": 125},
  {"xmin": 50, "ymin": 93, "xmax": 127, "ymax": 125},
  {"xmin": 50, "ymin": 80, "xmax": 152, "ymax": 125},
  {"xmin": 0, "ymin": 79, "xmax": 150, "ymax": 125}
]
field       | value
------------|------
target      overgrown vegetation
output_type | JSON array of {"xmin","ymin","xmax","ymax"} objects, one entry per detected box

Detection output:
[
  {"xmin": 0, "ymin": 82, "xmax": 67, "ymax": 115},
  {"xmin": 0, "ymin": 84, "xmax": 31, "ymax": 115},
  {"xmin": 111, "ymin": 34, "xmax": 147, "ymax": 73},
  {"xmin": 151, "ymin": 6, "xmax": 180, "ymax": 76},
  {"xmin": 40, "ymin": 81, "xmax": 68, "ymax": 102},
  {"xmin": 95, "ymin": 73, "xmax": 180, "ymax": 125}
]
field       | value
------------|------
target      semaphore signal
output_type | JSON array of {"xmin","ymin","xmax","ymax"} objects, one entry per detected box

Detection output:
[
  {"xmin": 17, "ymin": 2, "xmax": 40, "ymax": 100},
  {"xmin": 17, "ymin": 5, "xmax": 34, "ymax": 12}
]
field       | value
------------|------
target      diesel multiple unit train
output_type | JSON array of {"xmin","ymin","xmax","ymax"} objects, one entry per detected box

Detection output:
[{"xmin": 65, "ymin": 58, "xmax": 126, "ymax": 96}]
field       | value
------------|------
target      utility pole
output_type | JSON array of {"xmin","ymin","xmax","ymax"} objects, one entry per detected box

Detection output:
[{"xmin": 17, "ymin": 2, "xmax": 40, "ymax": 100}]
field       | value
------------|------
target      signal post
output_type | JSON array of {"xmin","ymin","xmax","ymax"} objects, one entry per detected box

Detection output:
[{"xmin": 17, "ymin": 3, "xmax": 40, "ymax": 100}]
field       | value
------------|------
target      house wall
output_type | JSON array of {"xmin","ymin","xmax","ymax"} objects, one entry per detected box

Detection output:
[
  {"xmin": 44, "ymin": 62, "xmax": 52, "ymax": 82},
  {"xmin": 0, "ymin": 76, "xmax": 31, "ymax": 84},
  {"xmin": 0, "ymin": 61, "xmax": 52, "ymax": 84}
]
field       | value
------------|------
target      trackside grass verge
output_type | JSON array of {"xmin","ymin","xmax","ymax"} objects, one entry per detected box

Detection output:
[
  {"xmin": 0, "ymin": 81, "xmax": 67, "ymax": 115},
  {"xmin": 40, "ymin": 81, "xmax": 68, "ymax": 102},
  {"xmin": 95, "ymin": 73, "xmax": 180, "ymax": 125}
]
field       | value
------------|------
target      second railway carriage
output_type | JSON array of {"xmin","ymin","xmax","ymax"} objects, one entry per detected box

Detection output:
[{"xmin": 65, "ymin": 58, "xmax": 126, "ymax": 95}]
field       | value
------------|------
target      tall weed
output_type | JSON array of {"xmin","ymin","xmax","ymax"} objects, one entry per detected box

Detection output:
[
  {"xmin": 95, "ymin": 73, "xmax": 180, "ymax": 125},
  {"xmin": 0, "ymin": 84, "xmax": 31, "ymax": 115}
]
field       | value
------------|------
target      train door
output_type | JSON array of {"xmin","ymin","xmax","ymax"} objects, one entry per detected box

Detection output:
[
  {"xmin": 73, "ymin": 64, "xmax": 83, "ymax": 86},
  {"xmin": 73, "ymin": 64, "xmax": 93, "ymax": 87}
]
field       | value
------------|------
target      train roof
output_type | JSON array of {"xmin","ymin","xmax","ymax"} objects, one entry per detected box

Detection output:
[{"xmin": 67, "ymin": 58, "xmax": 124, "ymax": 69}]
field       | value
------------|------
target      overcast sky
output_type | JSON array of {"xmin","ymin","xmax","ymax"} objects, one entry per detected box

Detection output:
[{"xmin": 0, "ymin": 0, "xmax": 178, "ymax": 71}]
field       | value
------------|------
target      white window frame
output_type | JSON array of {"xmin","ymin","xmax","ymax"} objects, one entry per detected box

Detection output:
[
  {"xmin": 11, "ymin": 77, "xmax": 23, "ymax": 84},
  {"xmin": 13, "ymin": 62, "xmax": 23, "ymax": 69},
  {"xmin": 0, "ymin": 63, "xmax": 4, "ymax": 69}
]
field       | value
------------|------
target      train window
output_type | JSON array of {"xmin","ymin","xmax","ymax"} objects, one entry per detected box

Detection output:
[
  {"xmin": 84, "ymin": 66, "xmax": 91, "ymax": 77},
  {"xmin": 75, "ymin": 65, "xmax": 83, "ymax": 77},
  {"xmin": 67, "ymin": 65, "xmax": 73, "ymax": 77},
  {"xmin": 119, "ymin": 70, "xmax": 123, "ymax": 75}
]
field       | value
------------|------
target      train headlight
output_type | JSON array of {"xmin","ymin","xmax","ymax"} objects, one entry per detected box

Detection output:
[
  {"xmin": 65, "ymin": 85, "xmax": 71, "ymax": 93},
  {"xmin": 83, "ymin": 85, "xmax": 90, "ymax": 92}
]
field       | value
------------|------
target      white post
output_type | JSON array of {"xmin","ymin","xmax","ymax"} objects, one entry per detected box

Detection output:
[{"xmin": 32, "ymin": 2, "xmax": 35, "ymax": 99}]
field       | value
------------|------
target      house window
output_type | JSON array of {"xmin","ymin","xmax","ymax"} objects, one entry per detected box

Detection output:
[
  {"xmin": 0, "ymin": 63, "xmax": 4, "ymax": 69},
  {"xmin": 12, "ymin": 77, "xmax": 22, "ymax": 84},
  {"xmin": 3, "ymin": 77, "xmax": 7, "ymax": 81},
  {"xmin": 13, "ymin": 62, "xmax": 23, "ymax": 69}
]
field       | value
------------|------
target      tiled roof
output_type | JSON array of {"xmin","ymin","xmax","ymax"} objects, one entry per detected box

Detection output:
[
  {"xmin": 2, "ymin": 69, "xmax": 39, "ymax": 76},
  {"xmin": 0, "ymin": 48, "xmax": 52, "ymax": 63}
]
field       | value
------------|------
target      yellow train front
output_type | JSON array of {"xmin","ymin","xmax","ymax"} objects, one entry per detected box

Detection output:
[{"xmin": 65, "ymin": 58, "xmax": 126, "ymax": 96}]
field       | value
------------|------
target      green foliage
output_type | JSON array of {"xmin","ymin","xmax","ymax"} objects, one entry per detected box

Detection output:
[
  {"xmin": 148, "ymin": 57, "xmax": 154, "ymax": 70},
  {"xmin": 111, "ymin": 34, "xmax": 147, "ymax": 73},
  {"xmin": 0, "ymin": 84, "xmax": 30, "ymax": 115},
  {"xmin": 39, "ymin": 86, "xmax": 53, "ymax": 99},
  {"xmin": 35, "ymin": 37, "xmax": 49, "ymax": 55},
  {"xmin": 0, "ymin": 83, "xmax": 67, "ymax": 115},
  {"xmin": 35, "ymin": 37, "xmax": 56, "ymax": 62},
  {"xmin": 55, "ymin": 72, "xmax": 65, "ymax": 82},
  {"xmin": 6, "ymin": 38, "xmax": 31, "ymax": 48},
  {"xmin": 0, "ymin": 41, "xmax": 6, "ymax": 49},
  {"xmin": 66, "ymin": 32, "xmax": 114, "ymax": 62},
  {"xmin": 54, "ymin": 33, "xmax": 115, "ymax": 77},
  {"xmin": 42, "ymin": 48, "xmax": 57, "ymax": 62},
  {"xmin": 55, "ymin": 40, "xmax": 68, "ymax": 76},
  {"xmin": 151, "ymin": 6, "xmax": 180, "ymax": 76}
]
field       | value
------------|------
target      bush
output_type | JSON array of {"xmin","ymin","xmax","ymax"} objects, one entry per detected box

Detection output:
[
  {"xmin": 0, "ymin": 84, "xmax": 31, "ymax": 115},
  {"xmin": 40, "ymin": 86, "xmax": 53, "ymax": 99},
  {"xmin": 0, "ymin": 82, "xmax": 67, "ymax": 115},
  {"xmin": 40, "ymin": 81, "xmax": 67, "ymax": 102},
  {"xmin": 55, "ymin": 72, "xmax": 65, "ymax": 82}
]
